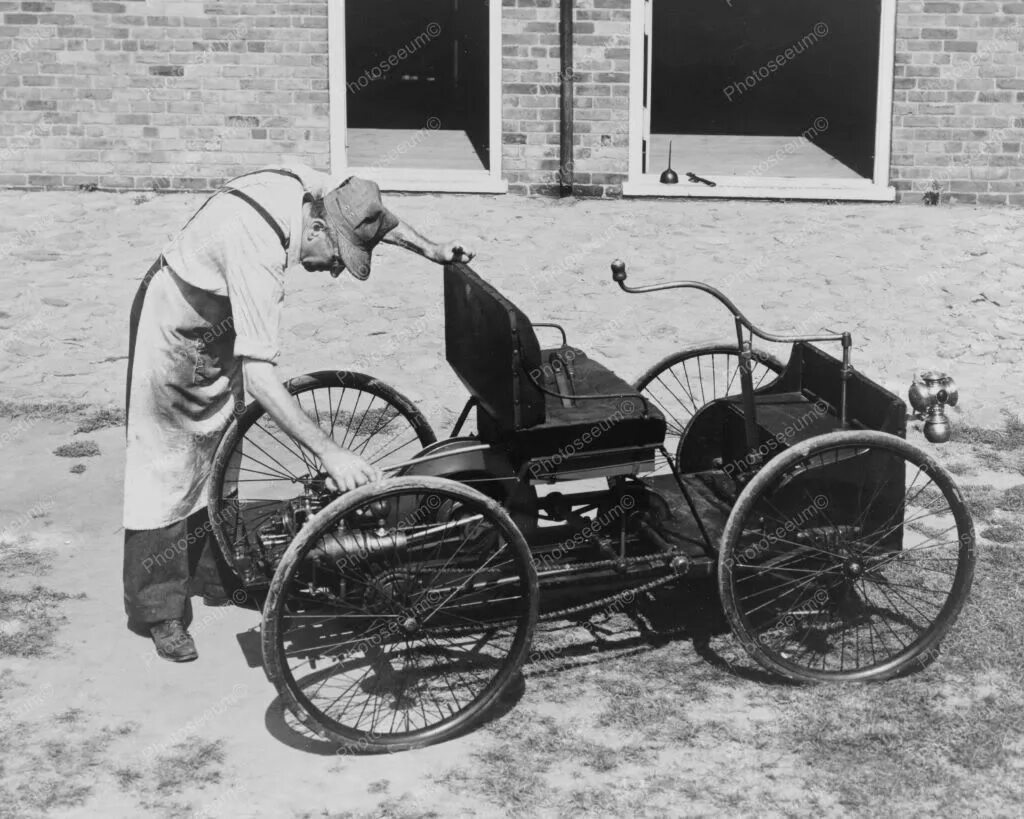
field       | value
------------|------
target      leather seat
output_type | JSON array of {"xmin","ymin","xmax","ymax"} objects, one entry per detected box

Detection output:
[
  {"xmin": 444, "ymin": 262, "xmax": 665, "ymax": 464},
  {"xmin": 478, "ymin": 347, "xmax": 666, "ymax": 459}
]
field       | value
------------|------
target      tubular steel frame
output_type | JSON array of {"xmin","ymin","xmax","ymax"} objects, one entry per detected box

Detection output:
[{"xmin": 610, "ymin": 261, "xmax": 854, "ymax": 459}]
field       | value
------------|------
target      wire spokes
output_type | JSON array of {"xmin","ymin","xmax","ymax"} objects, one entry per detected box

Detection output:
[
  {"xmin": 265, "ymin": 479, "xmax": 536, "ymax": 747},
  {"xmin": 724, "ymin": 436, "xmax": 973, "ymax": 679}
]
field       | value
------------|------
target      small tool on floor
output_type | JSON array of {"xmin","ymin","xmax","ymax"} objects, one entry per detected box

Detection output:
[
  {"xmin": 686, "ymin": 172, "xmax": 717, "ymax": 187},
  {"xmin": 659, "ymin": 141, "xmax": 679, "ymax": 184}
]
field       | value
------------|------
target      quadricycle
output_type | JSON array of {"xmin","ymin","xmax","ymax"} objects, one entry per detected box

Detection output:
[{"xmin": 207, "ymin": 260, "xmax": 974, "ymax": 752}]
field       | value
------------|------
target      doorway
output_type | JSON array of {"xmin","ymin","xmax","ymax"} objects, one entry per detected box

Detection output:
[
  {"xmin": 343, "ymin": 0, "xmax": 490, "ymax": 172},
  {"xmin": 626, "ymin": 0, "xmax": 896, "ymax": 199}
]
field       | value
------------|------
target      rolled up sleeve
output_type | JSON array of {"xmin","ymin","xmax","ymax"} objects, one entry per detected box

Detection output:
[{"xmin": 223, "ymin": 209, "xmax": 287, "ymax": 364}]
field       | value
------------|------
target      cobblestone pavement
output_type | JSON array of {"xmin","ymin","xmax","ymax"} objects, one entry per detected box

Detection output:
[{"xmin": 1, "ymin": 190, "xmax": 1020, "ymax": 428}]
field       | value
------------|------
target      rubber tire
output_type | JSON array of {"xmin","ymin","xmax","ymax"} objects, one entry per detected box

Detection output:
[
  {"xmin": 718, "ymin": 430, "xmax": 976, "ymax": 683},
  {"xmin": 207, "ymin": 370, "xmax": 437, "ymax": 579},
  {"xmin": 262, "ymin": 475, "xmax": 540, "ymax": 752}
]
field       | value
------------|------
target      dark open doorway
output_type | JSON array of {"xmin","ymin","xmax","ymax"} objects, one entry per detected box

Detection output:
[
  {"xmin": 345, "ymin": 0, "xmax": 490, "ymax": 171},
  {"xmin": 646, "ymin": 0, "xmax": 881, "ymax": 181}
]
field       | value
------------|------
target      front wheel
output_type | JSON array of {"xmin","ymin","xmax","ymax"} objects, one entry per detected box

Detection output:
[
  {"xmin": 718, "ymin": 431, "xmax": 975, "ymax": 682},
  {"xmin": 262, "ymin": 476, "xmax": 539, "ymax": 752}
]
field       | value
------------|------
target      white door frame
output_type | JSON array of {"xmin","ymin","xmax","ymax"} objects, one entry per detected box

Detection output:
[
  {"xmin": 327, "ymin": 0, "xmax": 507, "ymax": 193},
  {"xmin": 623, "ymin": 0, "xmax": 897, "ymax": 201}
]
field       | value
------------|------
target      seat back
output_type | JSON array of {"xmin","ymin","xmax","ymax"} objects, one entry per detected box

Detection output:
[{"xmin": 444, "ymin": 262, "xmax": 545, "ymax": 430}]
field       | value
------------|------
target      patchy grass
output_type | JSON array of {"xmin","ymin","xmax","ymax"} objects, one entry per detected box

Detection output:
[
  {"xmin": 945, "ymin": 482, "xmax": 1024, "ymax": 528},
  {"xmin": 53, "ymin": 440, "xmax": 100, "ymax": 458},
  {"xmin": 116, "ymin": 737, "xmax": 227, "ymax": 817},
  {"xmin": 980, "ymin": 520, "xmax": 1024, "ymax": 544},
  {"xmin": 776, "ymin": 541, "xmax": 1024, "ymax": 816},
  {"xmin": 956, "ymin": 411, "xmax": 1024, "ymax": 450},
  {"xmin": 943, "ymin": 458, "xmax": 978, "ymax": 477},
  {"xmin": 0, "ymin": 398, "xmax": 90, "ymax": 421},
  {"xmin": 74, "ymin": 406, "xmax": 125, "ymax": 433},
  {"xmin": 958, "ymin": 484, "xmax": 1000, "ymax": 522},
  {"xmin": 0, "ymin": 535, "xmax": 53, "ymax": 575},
  {"xmin": 0, "ymin": 719, "xmax": 139, "ymax": 815},
  {"xmin": 0, "ymin": 584, "xmax": 83, "ymax": 657},
  {"xmin": 54, "ymin": 707, "xmax": 84, "ymax": 725},
  {"xmin": 301, "ymin": 798, "xmax": 443, "ymax": 819},
  {"xmin": 429, "ymin": 468, "xmax": 1021, "ymax": 818},
  {"xmin": 70, "ymin": 463, "xmax": 87, "ymax": 474}
]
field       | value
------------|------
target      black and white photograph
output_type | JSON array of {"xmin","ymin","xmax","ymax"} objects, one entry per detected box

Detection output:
[{"xmin": 0, "ymin": 0, "xmax": 1020, "ymax": 816}]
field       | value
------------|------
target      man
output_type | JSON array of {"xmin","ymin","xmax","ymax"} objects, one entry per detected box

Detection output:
[{"xmin": 124, "ymin": 164, "xmax": 474, "ymax": 662}]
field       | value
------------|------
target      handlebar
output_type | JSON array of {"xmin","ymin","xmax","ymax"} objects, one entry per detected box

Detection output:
[{"xmin": 610, "ymin": 259, "xmax": 849, "ymax": 347}]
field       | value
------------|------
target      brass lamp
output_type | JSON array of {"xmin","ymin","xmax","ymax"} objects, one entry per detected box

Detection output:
[{"xmin": 909, "ymin": 371, "xmax": 959, "ymax": 444}]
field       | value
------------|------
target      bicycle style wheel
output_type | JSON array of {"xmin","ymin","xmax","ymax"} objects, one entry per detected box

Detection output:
[
  {"xmin": 208, "ymin": 371, "xmax": 437, "ymax": 582},
  {"xmin": 718, "ymin": 430, "xmax": 975, "ymax": 682},
  {"xmin": 262, "ymin": 476, "xmax": 539, "ymax": 752}
]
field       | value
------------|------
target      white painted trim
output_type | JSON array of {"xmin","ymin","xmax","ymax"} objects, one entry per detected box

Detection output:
[
  {"xmin": 627, "ymin": 0, "xmax": 645, "ymax": 182},
  {"xmin": 627, "ymin": 0, "xmax": 899, "ymax": 196},
  {"xmin": 350, "ymin": 167, "xmax": 509, "ymax": 193},
  {"xmin": 873, "ymin": 0, "xmax": 897, "ymax": 186},
  {"xmin": 622, "ymin": 179, "xmax": 897, "ymax": 201},
  {"xmin": 327, "ymin": 1, "xmax": 504, "ymax": 192},
  {"xmin": 488, "ymin": 0, "xmax": 502, "ymax": 190},
  {"xmin": 327, "ymin": 0, "xmax": 347, "ymax": 170}
]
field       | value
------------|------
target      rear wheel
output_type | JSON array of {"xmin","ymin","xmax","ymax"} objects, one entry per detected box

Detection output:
[
  {"xmin": 262, "ymin": 476, "xmax": 539, "ymax": 752},
  {"xmin": 718, "ymin": 431, "xmax": 975, "ymax": 682},
  {"xmin": 635, "ymin": 344, "xmax": 783, "ymax": 475},
  {"xmin": 207, "ymin": 371, "xmax": 437, "ymax": 582}
]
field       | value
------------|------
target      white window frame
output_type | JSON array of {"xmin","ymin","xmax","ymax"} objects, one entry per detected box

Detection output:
[
  {"xmin": 622, "ymin": 0, "xmax": 897, "ymax": 201},
  {"xmin": 327, "ymin": 0, "xmax": 507, "ymax": 193}
]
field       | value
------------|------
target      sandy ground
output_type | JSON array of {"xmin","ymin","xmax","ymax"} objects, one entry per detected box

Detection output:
[{"xmin": 0, "ymin": 191, "xmax": 1022, "ymax": 818}]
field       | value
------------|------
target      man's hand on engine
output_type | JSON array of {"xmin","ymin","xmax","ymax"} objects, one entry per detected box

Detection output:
[{"xmin": 320, "ymin": 446, "xmax": 381, "ymax": 493}]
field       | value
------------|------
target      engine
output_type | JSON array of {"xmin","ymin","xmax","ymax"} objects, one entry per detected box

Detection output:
[{"xmin": 255, "ymin": 493, "xmax": 328, "ymax": 571}]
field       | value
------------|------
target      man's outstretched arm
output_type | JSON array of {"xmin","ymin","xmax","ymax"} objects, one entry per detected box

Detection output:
[
  {"xmin": 381, "ymin": 220, "xmax": 475, "ymax": 265},
  {"xmin": 243, "ymin": 359, "xmax": 380, "ymax": 493}
]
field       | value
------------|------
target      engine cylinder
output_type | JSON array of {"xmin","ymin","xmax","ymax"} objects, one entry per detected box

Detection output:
[{"xmin": 315, "ymin": 529, "xmax": 409, "ymax": 564}]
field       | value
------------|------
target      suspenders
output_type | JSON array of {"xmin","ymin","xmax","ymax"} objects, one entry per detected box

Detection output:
[
  {"xmin": 126, "ymin": 168, "xmax": 304, "ymax": 425},
  {"xmin": 179, "ymin": 167, "xmax": 303, "ymax": 249}
]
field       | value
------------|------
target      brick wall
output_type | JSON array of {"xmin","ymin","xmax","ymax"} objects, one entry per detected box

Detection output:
[
  {"xmin": 0, "ymin": 0, "xmax": 330, "ymax": 190},
  {"xmin": 501, "ymin": 0, "xmax": 629, "ymax": 197},
  {"xmin": 3, "ymin": 0, "xmax": 1024, "ymax": 200},
  {"xmin": 891, "ymin": 0, "xmax": 1024, "ymax": 205}
]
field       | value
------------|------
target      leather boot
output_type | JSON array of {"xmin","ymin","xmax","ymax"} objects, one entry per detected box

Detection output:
[{"xmin": 150, "ymin": 619, "xmax": 198, "ymax": 662}]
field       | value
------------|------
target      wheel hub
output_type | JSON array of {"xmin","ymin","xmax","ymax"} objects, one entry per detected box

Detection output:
[
  {"xmin": 844, "ymin": 559, "xmax": 864, "ymax": 578},
  {"xmin": 402, "ymin": 617, "xmax": 420, "ymax": 634}
]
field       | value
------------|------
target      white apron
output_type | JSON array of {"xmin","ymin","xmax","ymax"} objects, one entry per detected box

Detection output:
[
  {"xmin": 123, "ymin": 261, "xmax": 244, "ymax": 530},
  {"xmin": 122, "ymin": 165, "xmax": 351, "ymax": 530}
]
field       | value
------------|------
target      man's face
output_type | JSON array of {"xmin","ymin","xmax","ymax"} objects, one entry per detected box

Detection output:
[{"xmin": 299, "ymin": 218, "xmax": 346, "ymax": 278}]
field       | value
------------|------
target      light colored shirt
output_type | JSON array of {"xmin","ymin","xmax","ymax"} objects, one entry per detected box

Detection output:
[{"xmin": 161, "ymin": 163, "xmax": 350, "ymax": 363}]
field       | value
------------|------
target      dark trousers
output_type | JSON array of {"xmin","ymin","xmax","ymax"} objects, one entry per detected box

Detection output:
[{"xmin": 123, "ymin": 507, "xmax": 238, "ymax": 635}]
